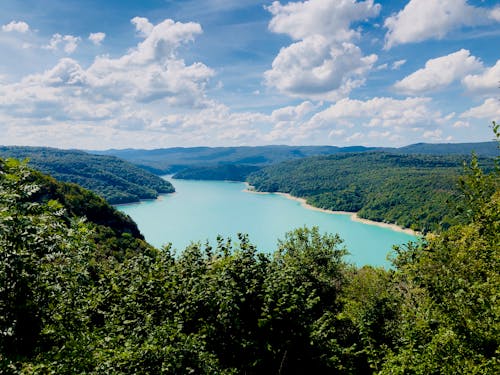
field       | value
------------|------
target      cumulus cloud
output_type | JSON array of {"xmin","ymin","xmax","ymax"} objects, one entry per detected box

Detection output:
[
  {"xmin": 265, "ymin": 0, "xmax": 380, "ymax": 100},
  {"xmin": 2, "ymin": 20, "xmax": 30, "ymax": 33},
  {"xmin": 0, "ymin": 17, "xmax": 215, "ymax": 142},
  {"xmin": 2, "ymin": 17, "xmax": 305, "ymax": 148},
  {"xmin": 266, "ymin": 0, "xmax": 381, "ymax": 42},
  {"xmin": 394, "ymin": 49, "xmax": 483, "ymax": 94},
  {"xmin": 309, "ymin": 97, "xmax": 437, "ymax": 124},
  {"xmin": 306, "ymin": 96, "xmax": 447, "ymax": 144},
  {"xmin": 265, "ymin": 37, "xmax": 377, "ymax": 100},
  {"xmin": 271, "ymin": 101, "xmax": 316, "ymax": 122},
  {"xmin": 461, "ymin": 98, "xmax": 500, "ymax": 120},
  {"xmin": 131, "ymin": 16, "xmax": 154, "ymax": 37},
  {"xmin": 462, "ymin": 60, "xmax": 500, "ymax": 94},
  {"xmin": 44, "ymin": 33, "xmax": 81, "ymax": 54},
  {"xmin": 88, "ymin": 32, "xmax": 106, "ymax": 45},
  {"xmin": 262, "ymin": 101, "xmax": 323, "ymax": 144},
  {"xmin": 384, "ymin": 0, "xmax": 498, "ymax": 49}
]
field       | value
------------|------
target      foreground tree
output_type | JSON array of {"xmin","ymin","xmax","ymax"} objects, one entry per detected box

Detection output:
[{"xmin": 380, "ymin": 125, "xmax": 499, "ymax": 374}]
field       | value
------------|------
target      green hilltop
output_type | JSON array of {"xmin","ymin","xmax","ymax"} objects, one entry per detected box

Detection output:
[
  {"xmin": 0, "ymin": 146, "xmax": 174, "ymax": 204},
  {"xmin": 247, "ymin": 152, "xmax": 497, "ymax": 233}
]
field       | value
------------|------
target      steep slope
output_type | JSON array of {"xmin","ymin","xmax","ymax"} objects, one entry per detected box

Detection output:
[
  {"xmin": 247, "ymin": 152, "xmax": 496, "ymax": 232},
  {"xmin": 0, "ymin": 146, "xmax": 174, "ymax": 204}
]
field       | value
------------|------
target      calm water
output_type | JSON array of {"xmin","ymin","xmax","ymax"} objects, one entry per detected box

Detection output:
[{"xmin": 116, "ymin": 177, "xmax": 417, "ymax": 267}]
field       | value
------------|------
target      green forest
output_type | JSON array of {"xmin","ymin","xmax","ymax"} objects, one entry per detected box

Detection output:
[
  {"xmin": 0, "ymin": 129, "xmax": 498, "ymax": 373},
  {"xmin": 247, "ymin": 152, "xmax": 496, "ymax": 233},
  {"xmin": 96, "ymin": 141, "xmax": 499, "ymax": 174},
  {"xmin": 173, "ymin": 164, "xmax": 261, "ymax": 181},
  {"xmin": 0, "ymin": 147, "xmax": 174, "ymax": 204}
]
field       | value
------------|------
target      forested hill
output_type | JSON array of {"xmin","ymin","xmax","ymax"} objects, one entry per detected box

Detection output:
[
  {"xmin": 247, "ymin": 152, "xmax": 497, "ymax": 232},
  {"xmin": 94, "ymin": 145, "xmax": 377, "ymax": 173},
  {"xmin": 394, "ymin": 141, "xmax": 499, "ymax": 156},
  {"xmin": 95, "ymin": 141, "xmax": 498, "ymax": 176},
  {"xmin": 2, "ymin": 146, "xmax": 498, "ymax": 373},
  {"xmin": 0, "ymin": 146, "xmax": 174, "ymax": 204}
]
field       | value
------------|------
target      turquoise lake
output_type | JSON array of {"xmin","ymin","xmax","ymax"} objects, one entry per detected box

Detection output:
[{"xmin": 116, "ymin": 178, "xmax": 417, "ymax": 267}]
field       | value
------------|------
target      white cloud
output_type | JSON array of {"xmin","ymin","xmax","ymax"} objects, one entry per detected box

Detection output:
[
  {"xmin": 384, "ymin": 0, "xmax": 498, "ymax": 49},
  {"xmin": 346, "ymin": 132, "xmax": 364, "ymax": 142},
  {"xmin": 0, "ymin": 17, "xmax": 215, "ymax": 143},
  {"xmin": 490, "ymin": 6, "xmax": 500, "ymax": 21},
  {"xmin": 266, "ymin": 0, "xmax": 381, "ymax": 42},
  {"xmin": 391, "ymin": 59, "xmax": 406, "ymax": 70},
  {"xmin": 88, "ymin": 32, "xmax": 106, "ymax": 45},
  {"xmin": 264, "ymin": 0, "xmax": 380, "ymax": 101},
  {"xmin": 423, "ymin": 129, "xmax": 442, "ymax": 139},
  {"xmin": 131, "ymin": 17, "xmax": 154, "ymax": 37},
  {"xmin": 461, "ymin": 98, "xmax": 500, "ymax": 120},
  {"xmin": 394, "ymin": 49, "xmax": 483, "ymax": 94},
  {"xmin": 265, "ymin": 37, "xmax": 377, "ymax": 100},
  {"xmin": 44, "ymin": 33, "xmax": 81, "ymax": 54},
  {"xmin": 271, "ymin": 101, "xmax": 316, "ymax": 122},
  {"xmin": 2, "ymin": 20, "xmax": 30, "ymax": 33},
  {"xmin": 462, "ymin": 60, "xmax": 500, "ymax": 93},
  {"xmin": 74, "ymin": 18, "xmax": 210, "ymax": 106},
  {"xmin": 453, "ymin": 120, "xmax": 470, "ymax": 128},
  {"xmin": 307, "ymin": 97, "xmax": 446, "ymax": 137},
  {"xmin": 328, "ymin": 129, "xmax": 346, "ymax": 138}
]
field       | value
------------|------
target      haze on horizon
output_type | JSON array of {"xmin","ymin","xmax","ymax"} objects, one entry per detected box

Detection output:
[{"xmin": 0, "ymin": 0, "xmax": 499, "ymax": 150}]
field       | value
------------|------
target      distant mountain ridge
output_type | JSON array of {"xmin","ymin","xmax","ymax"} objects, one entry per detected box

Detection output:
[
  {"xmin": 93, "ymin": 145, "xmax": 378, "ymax": 174},
  {"xmin": 392, "ymin": 141, "xmax": 499, "ymax": 156},
  {"xmin": 0, "ymin": 146, "xmax": 174, "ymax": 204},
  {"xmin": 94, "ymin": 141, "xmax": 498, "ymax": 180}
]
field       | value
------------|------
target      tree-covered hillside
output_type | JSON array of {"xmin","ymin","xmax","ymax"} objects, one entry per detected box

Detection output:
[
  {"xmin": 0, "ymin": 146, "xmax": 174, "ymax": 204},
  {"xmin": 173, "ymin": 164, "xmax": 261, "ymax": 181},
  {"xmin": 1, "ymin": 134, "xmax": 498, "ymax": 373},
  {"xmin": 247, "ymin": 152, "xmax": 496, "ymax": 232},
  {"xmin": 95, "ymin": 145, "xmax": 377, "ymax": 173},
  {"xmin": 96, "ymin": 141, "xmax": 498, "ymax": 176},
  {"xmin": 395, "ymin": 141, "xmax": 499, "ymax": 157}
]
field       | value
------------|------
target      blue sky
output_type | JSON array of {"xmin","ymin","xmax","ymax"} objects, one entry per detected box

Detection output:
[{"xmin": 0, "ymin": 0, "xmax": 499, "ymax": 149}]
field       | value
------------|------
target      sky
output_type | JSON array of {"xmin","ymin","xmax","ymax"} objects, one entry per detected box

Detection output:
[{"xmin": 0, "ymin": 0, "xmax": 499, "ymax": 150}]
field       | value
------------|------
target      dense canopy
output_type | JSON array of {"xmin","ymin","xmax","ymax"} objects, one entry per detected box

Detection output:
[{"xmin": 1, "ymin": 127, "xmax": 498, "ymax": 373}]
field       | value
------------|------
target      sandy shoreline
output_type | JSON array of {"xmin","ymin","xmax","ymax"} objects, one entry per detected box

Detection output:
[{"xmin": 244, "ymin": 184, "xmax": 418, "ymax": 236}]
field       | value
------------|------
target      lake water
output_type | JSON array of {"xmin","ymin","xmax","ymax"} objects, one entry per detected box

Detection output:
[{"xmin": 116, "ymin": 177, "xmax": 417, "ymax": 267}]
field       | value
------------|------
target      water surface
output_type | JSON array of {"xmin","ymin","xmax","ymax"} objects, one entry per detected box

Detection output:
[{"xmin": 117, "ymin": 178, "xmax": 417, "ymax": 267}]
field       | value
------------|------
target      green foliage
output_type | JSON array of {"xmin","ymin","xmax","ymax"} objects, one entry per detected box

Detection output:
[
  {"xmin": 0, "ymin": 159, "xmax": 96, "ymax": 365},
  {"xmin": 0, "ymin": 160, "xmax": 366, "ymax": 373},
  {"xmin": 1, "ymin": 125, "xmax": 498, "ymax": 374},
  {"xmin": 95, "ymin": 145, "xmax": 374, "ymax": 173},
  {"xmin": 97, "ymin": 142, "xmax": 499, "ymax": 174},
  {"xmin": 341, "ymin": 266, "xmax": 401, "ymax": 372},
  {"xmin": 173, "ymin": 164, "xmax": 261, "ymax": 181},
  {"xmin": 381, "ymin": 127, "xmax": 500, "ymax": 374},
  {"xmin": 0, "ymin": 147, "xmax": 174, "ymax": 204},
  {"xmin": 248, "ymin": 152, "xmax": 496, "ymax": 232}
]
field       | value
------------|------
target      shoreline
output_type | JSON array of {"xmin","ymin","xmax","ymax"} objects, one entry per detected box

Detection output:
[
  {"xmin": 244, "ymin": 184, "xmax": 418, "ymax": 236},
  {"xmin": 113, "ymin": 192, "xmax": 173, "ymax": 207}
]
